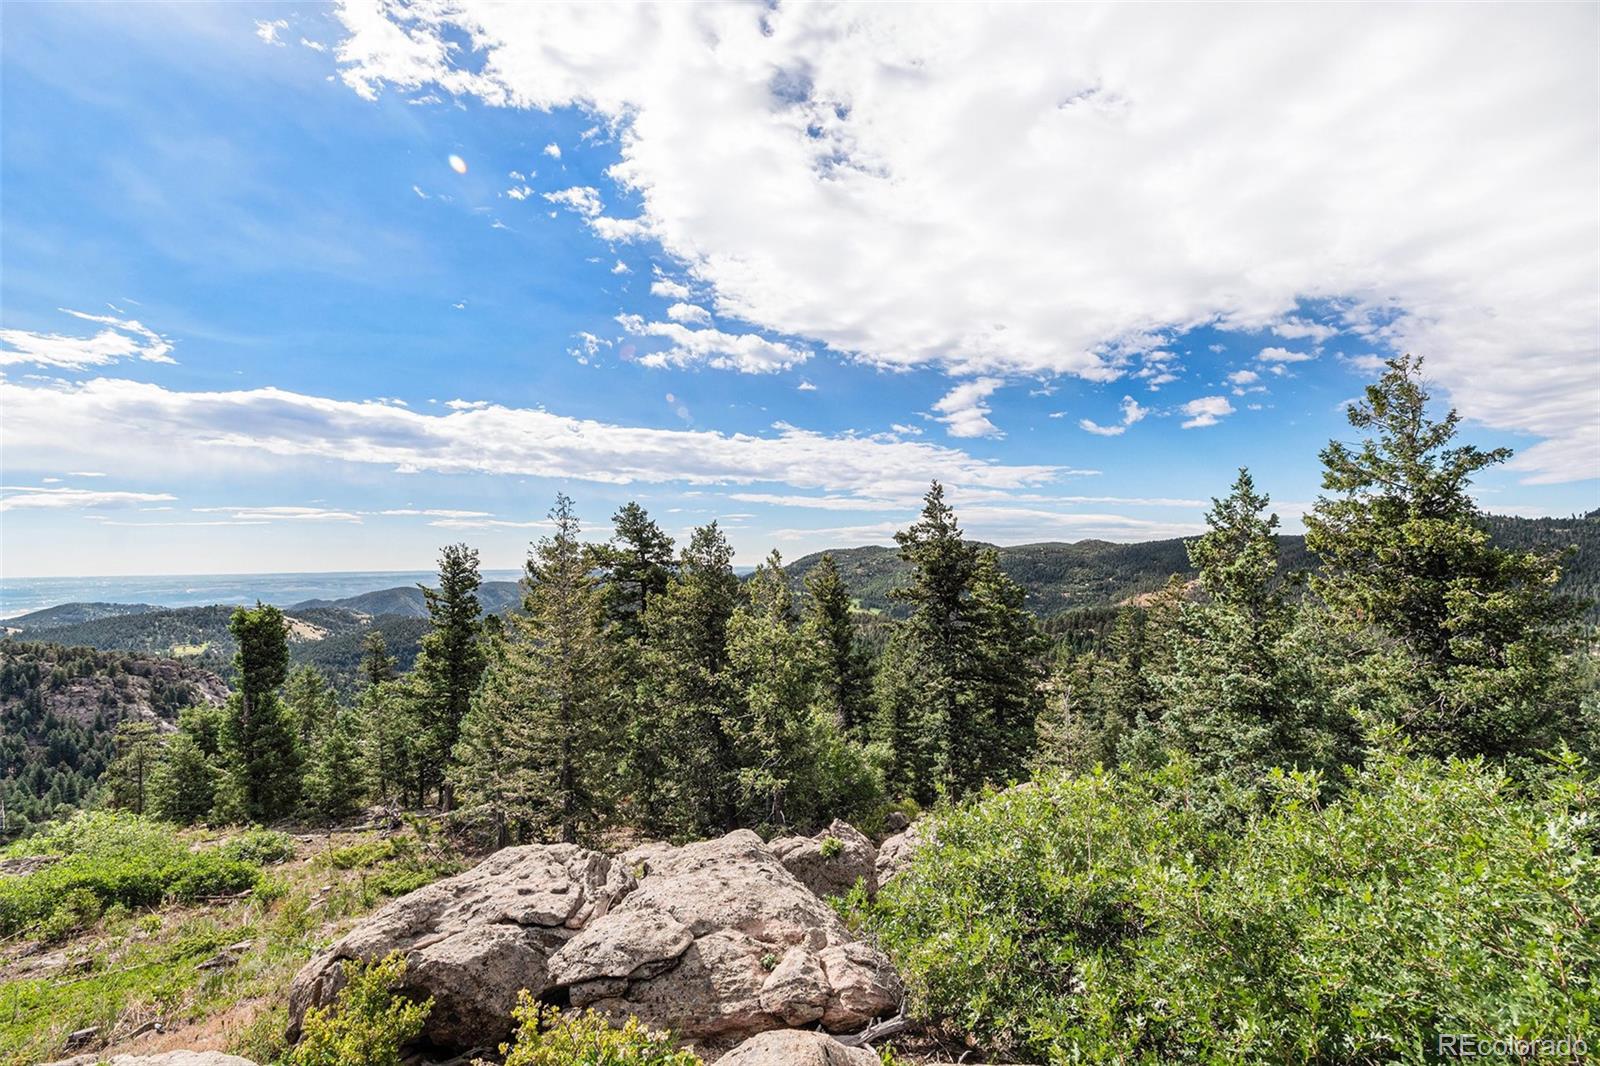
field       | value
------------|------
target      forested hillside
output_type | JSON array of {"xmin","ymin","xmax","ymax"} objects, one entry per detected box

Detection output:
[
  {"xmin": 788, "ymin": 510, "xmax": 1599, "ymax": 619},
  {"xmin": 0, "ymin": 643, "xmax": 226, "ymax": 835}
]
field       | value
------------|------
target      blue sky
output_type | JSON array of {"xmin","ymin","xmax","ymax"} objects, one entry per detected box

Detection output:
[{"xmin": 2, "ymin": 2, "xmax": 1596, "ymax": 578}]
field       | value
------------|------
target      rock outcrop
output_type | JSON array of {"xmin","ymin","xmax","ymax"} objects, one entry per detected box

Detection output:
[
  {"xmin": 286, "ymin": 843, "xmax": 630, "ymax": 1050},
  {"xmin": 874, "ymin": 822, "xmax": 931, "ymax": 887},
  {"xmin": 768, "ymin": 820, "xmax": 877, "ymax": 899},
  {"xmin": 287, "ymin": 829, "xmax": 901, "ymax": 1055},
  {"xmin": 718, "ymin": 1029, "xmax": 880, "ymax": 1066}
]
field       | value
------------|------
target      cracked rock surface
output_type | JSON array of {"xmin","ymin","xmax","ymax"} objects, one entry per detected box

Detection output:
[{"xmin": 286, "ymin": 828, "xmax": 900, "ymax": 1054}]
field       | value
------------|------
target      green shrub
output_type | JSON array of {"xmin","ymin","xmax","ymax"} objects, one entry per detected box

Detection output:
[
  {"xmin": 288, "ymin": 952, "xmax": 431, "ymax": 1066},
  {"xmin": 498, "ymin": 998, "xmax": 700, "ymax": 1066},
  {"xmin": 219, "ymin": 828, "xmax": 296, "ymax": 866},
  {"xmin": 871, "ymin": 749, "xmax": 1597, "ymax": 1064},
  {"xmin": 818, "ymin": 835, "xmax": 844, "ymax": 859},
  {"xmin": 0, "ymin": 811, "xmax": 262, "ymax": 938}
]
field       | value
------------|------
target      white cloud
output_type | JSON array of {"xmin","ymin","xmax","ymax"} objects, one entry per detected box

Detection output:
[
  {"xmin": 543, "ymin": 142, "xmax": 562, "ymax": 159},
  {"xmin": 505, "ymin": 184, "xmax": 533, "ymax": 200},
  {"xmin": 650, "ymin": 278, "xmax": 693, "ymax": 300},
  {"xmin": 932, "ymin": 378, "xmax": 1005, "ymax": 438},
  {"xmin": 254, "ymin": 19, "xmax": 288, "ymax": 46},
  {"xmin": 1228, "ymin": 369, "xmax": 1260, "ymax": 385},
  {"xmin": 378, "ymin": 508, "xmax": 494, "ymax": 519},
  {"xmin": 412, "ymin": 184, "xmax": 429, "ymax": 199},
  {"xmin": 1272, "ymin": 317, "xmax": 1337, "ymax": 342},
  {"xmin": 1258, "ymin": 346, "xmax": 1315, "ymax": 364},
  {"xmin": 328, "ymin": 2, "xmax": 1598, "ymax": 483},
  {"xmin": 0, "ymin": 485, "xmax": 177, "ymax": 511},
  {"xmin": 543, "ymin": 185, "xmax": 603, "ymax": 218},
  {"xmin": 1, "ymin": 308, "xmax": 175, "ymax": 369},
  {"xmin": 194, "ymin": 505, "xmax": 364, "ymax": 522},
  {"xmin": 611, "ymin": 259, "xmax": 632, "ymax": 275},
  {"xmin": 796, "ymin": 379, "xmax": 817, "ymax": 392},
  {"xmin": 1, "ymin": 377, "xmax": 1059, "ymax": 502},
  {"xmin": 1079, "ymin": 394, "xmax": 1147, "ymax": 436},
  {"xmin": 1180, "ymin": 395, "xmax": 1236, "ymax": 429},
  {"xmin": 666, "ymin": 302, "xmax": 712, "ymax": 325},
  {"xmin": 615, "ymin": 314, "xmax": 809, "ymax": 373},
  {"xmin": 300, "ymin": 37, "xmax": 328, "ymax": 53}
]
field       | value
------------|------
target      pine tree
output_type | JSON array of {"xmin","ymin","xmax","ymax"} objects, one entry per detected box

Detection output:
[
  {"xmin": 803, "ymin": 554, "xmax": 873, "ymax": 739},
  {"xmin": 360, "ymin": 630, "xmax": 398, "ymax": 688},
  {"xmin": 1305, "ymin": 355, "xmax": 1581, "ymax": 761},
  {"xmin": 304, "ymin": 708, "xmax": 365, "ymax": 824},
  {"xmin": 599, "ymin": 502, "xmax": 676, "ymax": 641},
  {"xmin": 360, "ymin": 677, "xmax": 422, "ymax": 807},
  {"xmin": 284, "ymin": 666, "xmax": 336, "ymax": 749},
  {"xmin": 150, "ymin": 731, "xmax": 217, "ymax": 825},
  {"xmin": 640, "ymin": 521, "xmax": 741, "ymax": 837},
  {"xmin": 103, "ymin": 720, "xmax": 162, "ymax": 815},
  {"xmin": 413, "ymin": 544, "xmax": 486, "ymax": 808},
  {"xmin": 454, "ymin": 495, "xmax": 619, "ymax": 845},
  {"xmin": 727, "ymin": 551, "xmax": 823, "ymax": 830},
  {"xmin": 966, "ymin": 549, "xmax": 1048, "ymax": 788},
  {"xmin": 1158, "ymin": 469, "xmax": 1322, "ymax": 776},
  {"xmin": 889, "ymin": 482, "xmax": 981, "ymax": 803},
  {"xmin": 221, "ymin": 603, "xmax": 301, "ymax": 822}
]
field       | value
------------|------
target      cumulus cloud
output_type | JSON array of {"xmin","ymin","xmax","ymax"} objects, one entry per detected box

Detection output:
[
  {"xmin": 933, "ymin": 378, "xmax": 1005, "ymax": 439},
  {"xmin": 1180, "ymin": 395, "xmax": 1236, "ymax": 429},
  {"xmin": 666, "ymin": 302, "xmax": 712, "ymax": 325},
  {"xmin": 1, "ymin": 377, "xmax": 1059, "ymax": 501},
  {"xmin": 327, "ymin": 2, "xmax": 1598, "ymax": 482},
  {"xmin": 543, "ymin": 142, "xmax": 562, "ymax": 159},
  {"xmin": 650, "ymin": 278, "xmax": 693, "ymax": 300},
  {"xmin": 615, "ymin": 314, "xmax": 809, "ymax": 373},
  {"xmin": 254, "ymin": 19, "xmax": 287, "ymax": 46},
  {"xmin": 543, "ymin": 185, "xmax": 603, "ymax": 218},
  {"xmin": 1, "ymin": 308, "xmax": 175, "ymax": 369},
  {"xmin": 0, "ymin": 485, "xmax": 177, "ymax": 511},
  {"xmin": 1079, "ymin": 395, "xmax": 1148, "ymax": 437},
  {"xmin": 1258, "ymin": 346, "xmax": 1315, "ymax": 364}
]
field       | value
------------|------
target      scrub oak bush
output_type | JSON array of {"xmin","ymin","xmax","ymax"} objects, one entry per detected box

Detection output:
[
  {"xmin": 288, "ymin": 952, "xmax": 431, "ymax": 1066},
  {"xmin": 869, "ymin": 748, "xmax": 1597, "ymax": 1064},
  {"xmin": 0, "ymin": 811, "xmax": 260, "ymax": 938},
  {"xmin": 498, "ymin": 997, "xmax": 701, "ymax": 1066}
]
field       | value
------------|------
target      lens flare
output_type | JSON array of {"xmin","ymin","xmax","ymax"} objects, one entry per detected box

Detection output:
[{"xmin": 448, "ymin": 154, "xmax": 468, "ymax": 174}]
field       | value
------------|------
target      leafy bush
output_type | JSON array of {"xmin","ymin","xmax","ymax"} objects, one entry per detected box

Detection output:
[
  {"xmin": 818, "ymin": 835, "xmax": 844, "ymax": 859},
  {"xmin": 289, "ymin": 952, "xmax": 431, "ymax": 1066},
  {"xmin": 870, "ymin": 749, "xmax": 1598, "ymax": 1064},
  {"xmin": 219, "ymin": 827, "xmax": 296, "ymax": 866},
  {"xmin": 0, "ymin": 811, "xmax": 262, "ymax": 938},
  {"xmin": 498, "ymin": 998, "xmax": 700, "ymax": 1066}
]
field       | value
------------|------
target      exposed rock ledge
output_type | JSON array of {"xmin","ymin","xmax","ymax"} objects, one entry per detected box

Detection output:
[{"xmin": 286, "ymin": 828, "xmax": 903, "ymax": 1056}]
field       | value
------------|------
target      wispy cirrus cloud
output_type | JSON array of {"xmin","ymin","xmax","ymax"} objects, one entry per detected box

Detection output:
[
  {"xmin": 0, "ymin": 308, "xmax": 175, "ymax": 369},
  {"xmin": 0, "ymin": 485, "xmax": 177, "ymax": 511}
]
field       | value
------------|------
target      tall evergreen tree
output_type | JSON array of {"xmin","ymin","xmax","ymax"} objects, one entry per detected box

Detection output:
[
  {"xmin": 727, "ymin": 551, "xmax": 822, "ymax": 830},
  {"xmin": 889, "ymin": 482, "xmax": 981, "ymax": 803},
  {"xmin": 1305, "ymin": 355, "xmax": 1580, "ymax": 760},
  {"xmin": 454, "ymin": 495, "xmax": 619, "ymax": 845},
  {"xmin": 599, "ymin": 502, "xmax": 677, "ymax": 640},
  {"xmin": 966, "ymin": 549, "xmax": 1049, "ymax": 788},
  {"xmin": 303, "ymin": 708, "xmax": 365, "ymax": 824},
  {"xmin": 150, "ymin": 731, "xmax": 217, "ymax": 825},
  {"xmin": 641, "ymin": 521, "xmax": 741, "ymax": 837},
  {"xmin": 221, "ymin": 603, "xmax": 300, "ymax": 822},
  {"xmin": 103, "ymin": 720, "xmax": 162, "ymax": 815},
  {"xmin": 413, "ymin": 544, "xmax": 486, "ymax": 808},
  {"xmin": 803, "ymin": 554, "xmax": 873, "ymax": 739},
  {"xmin": 284, "ymin": 665, "xmax": 336, "ymax": 749},
  {"xmin": 1158, "ymin": 470, "xmax": 1326, "ymax": 776},
  {"xmin": 360, "ymin": 630, "xmax": 398, "ymax": 688}
]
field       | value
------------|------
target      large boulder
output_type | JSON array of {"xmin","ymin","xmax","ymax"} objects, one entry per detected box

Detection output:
[
  {"xmin": 874, "ymin": 822, "xmax": 931, "ymax": 887},
  {"xmin": 718, "ymin": 1030, "xmax": 879, "ymax": 1066},
  {"xmin": 768, "ymin": 820, "xmax": 877, "ymax": 899},
  {"xmin": 286, "ymin": 843, "xmax": 630, "ymax": 1051},
  {"xmin": 286, "ymin": 830, "xmax": 901, "ymax": 1056},
  {"xmin": 552, "ymin": 830, "xmax": 900, "ymax": 1045}
]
